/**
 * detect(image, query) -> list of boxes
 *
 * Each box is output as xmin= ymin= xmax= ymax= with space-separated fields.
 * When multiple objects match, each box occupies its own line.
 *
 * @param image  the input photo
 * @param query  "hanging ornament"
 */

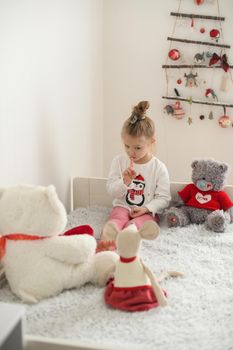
xmin=206 ymin=51 xmax=213 ymax=59
xmin=188 ymin=117 xmax=193 ymax=125
xmin=208 ymin=111 xmax=214 ymax=120
xmin=220 ymin=73 xmax=230 ymax=92
xmin=194 ymin=52 xmax=205 ymax=63
xmin=168 ymin=49 xmax=180 ymax=61
xmin=200 ymin=27 xmax=205 ymax=34
xmin=174 ymin=88 xmax=180 ymax=97
xmin=187 ymin=97 xmax=193 ymax=125
xmin=164 ymin=104 xmax=174 ymax=115
xmin=164 ymin=100 xmax=185 ymax=120
xmin=184 ymin=71 xmax=198 ymax=87
xmin=172 ymin=101 xmax=185 ymax=119
xmin=209 ymin=53 xmax=229 ymax=72
xmin=209 ymin=29 xmax=220 ymax=42
xmin=218 ymin=107 xmax=232 ymax=128
xmin=205 ymin=88 xmax=218 ymax=100
xmin=177 ymin=78 xmax=182 ymax=84
xmin=194 ymin=0 xmax=204 ymax=4
xmin=218 ymin=115 xmax=232 ymax=128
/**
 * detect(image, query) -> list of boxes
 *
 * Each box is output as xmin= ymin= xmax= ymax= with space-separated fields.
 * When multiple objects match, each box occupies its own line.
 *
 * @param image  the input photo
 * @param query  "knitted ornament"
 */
xmin=218 ymin=115 xmax=231 ymax=128
xmin=218 ymin=108 xmax=232 ymax=128
xmin=168 ymin=49 xmax=180 ymax=61
xmin=173 ymin=101 xmax=185 ymax=119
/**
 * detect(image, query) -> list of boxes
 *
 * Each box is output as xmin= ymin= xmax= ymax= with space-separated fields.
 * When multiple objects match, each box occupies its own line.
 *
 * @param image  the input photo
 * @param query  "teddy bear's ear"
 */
xmin=219 ymin=162 xmax=229 ymax=173
xmin=45 ymin=185 xmax=67 ymax=215
xmin=191 ymin=160 xmax=198 ymax=169
xmin=139 ymin=221 xmax=160 ymax=240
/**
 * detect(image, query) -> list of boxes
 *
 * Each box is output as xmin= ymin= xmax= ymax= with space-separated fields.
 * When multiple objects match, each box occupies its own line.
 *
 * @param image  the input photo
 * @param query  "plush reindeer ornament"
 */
xmin=104 ymin=221 xmax=182 ymax=311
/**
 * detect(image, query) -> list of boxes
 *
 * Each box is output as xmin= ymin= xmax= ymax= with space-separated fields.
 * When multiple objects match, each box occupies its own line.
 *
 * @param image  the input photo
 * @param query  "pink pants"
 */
xmin=107 ymin=206 xmax=159 ymax=231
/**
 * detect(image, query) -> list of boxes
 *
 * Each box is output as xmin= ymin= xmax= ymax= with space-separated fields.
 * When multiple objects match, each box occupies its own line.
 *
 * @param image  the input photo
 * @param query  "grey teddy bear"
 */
xmin=165 ymin=159 xmax=233 ymax=232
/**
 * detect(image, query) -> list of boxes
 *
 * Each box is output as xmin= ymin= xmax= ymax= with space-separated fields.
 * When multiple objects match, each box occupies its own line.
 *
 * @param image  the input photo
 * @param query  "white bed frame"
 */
xmin=70 ymin=176 xmax=233 ymax=210
xmin=5 ymin=177 xmax=233 ymax=350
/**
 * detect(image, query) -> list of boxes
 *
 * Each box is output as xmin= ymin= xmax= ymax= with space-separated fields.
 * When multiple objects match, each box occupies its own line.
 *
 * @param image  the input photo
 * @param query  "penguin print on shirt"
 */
xmin=126 ymin=174 xmax=145 ymax=206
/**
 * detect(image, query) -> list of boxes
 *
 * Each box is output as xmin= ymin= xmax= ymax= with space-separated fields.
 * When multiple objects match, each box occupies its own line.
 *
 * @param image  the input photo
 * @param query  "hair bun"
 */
xmin=133 ymin=101 xmax=150 ymax=118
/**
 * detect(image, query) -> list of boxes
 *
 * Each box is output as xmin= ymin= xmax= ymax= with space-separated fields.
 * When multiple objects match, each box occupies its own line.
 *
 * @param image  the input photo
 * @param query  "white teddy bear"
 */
xmin=0 ymin=184 xmax=118 ymax=303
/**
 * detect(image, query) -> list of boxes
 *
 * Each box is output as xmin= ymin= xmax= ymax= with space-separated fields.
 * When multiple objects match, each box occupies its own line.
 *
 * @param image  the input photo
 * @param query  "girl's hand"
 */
xmin=129 ymin=206 xmax=149 ymax=218
xmin=123 ymin=168 xmax=137 ymax=186
xmin=122 ymin=158 xmax=136 ymax=186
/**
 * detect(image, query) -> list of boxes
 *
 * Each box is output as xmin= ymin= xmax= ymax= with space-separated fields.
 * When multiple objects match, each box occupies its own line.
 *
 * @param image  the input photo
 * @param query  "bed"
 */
xmin=1 ymin=177 xmax=233 ymax=350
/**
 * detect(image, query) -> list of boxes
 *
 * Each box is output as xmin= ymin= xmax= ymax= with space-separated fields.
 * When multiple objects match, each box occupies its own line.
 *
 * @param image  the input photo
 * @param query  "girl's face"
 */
xmin=122 ymin=133 xmax=155 ymax=164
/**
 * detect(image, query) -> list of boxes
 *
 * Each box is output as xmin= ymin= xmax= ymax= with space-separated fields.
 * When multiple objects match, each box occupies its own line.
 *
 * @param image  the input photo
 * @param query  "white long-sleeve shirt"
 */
xmin=106 ymin=154 xmax=171 ymax=215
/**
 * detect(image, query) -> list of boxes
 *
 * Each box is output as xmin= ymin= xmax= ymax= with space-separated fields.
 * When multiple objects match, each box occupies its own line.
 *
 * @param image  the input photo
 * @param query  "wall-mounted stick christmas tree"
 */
xmin=162 ymin=0 xmax=233 ymax=128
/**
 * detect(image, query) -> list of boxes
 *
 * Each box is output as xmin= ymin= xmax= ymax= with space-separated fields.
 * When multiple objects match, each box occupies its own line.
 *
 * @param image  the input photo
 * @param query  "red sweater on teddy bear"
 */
xmin=178 ymin=184 xmax=233 ymax=211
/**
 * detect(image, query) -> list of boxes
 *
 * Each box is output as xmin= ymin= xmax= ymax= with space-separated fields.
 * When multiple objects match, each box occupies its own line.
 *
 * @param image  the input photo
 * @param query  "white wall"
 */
xmin=0 ymin=0 xmax=103 ymax=209
xmin=103 ymin=0 xmax=233 ymax=184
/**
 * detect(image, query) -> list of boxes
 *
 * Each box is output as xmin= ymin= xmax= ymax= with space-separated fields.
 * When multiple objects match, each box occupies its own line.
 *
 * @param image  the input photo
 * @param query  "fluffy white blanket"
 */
xmin=0 ymin=206 xmax=233 ymax=350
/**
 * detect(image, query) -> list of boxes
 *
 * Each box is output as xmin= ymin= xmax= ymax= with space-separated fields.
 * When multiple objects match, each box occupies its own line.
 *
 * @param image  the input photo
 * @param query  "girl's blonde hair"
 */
xmin=121 ymin=101 xmax=155 ymax=139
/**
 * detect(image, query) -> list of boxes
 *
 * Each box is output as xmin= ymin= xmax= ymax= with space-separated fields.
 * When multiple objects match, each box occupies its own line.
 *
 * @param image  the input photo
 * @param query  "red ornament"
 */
xmin=168 ymin=49 xmax=180 ymax=61
xmin=194 ymin=0 xmax=204 ymax=4
xmin=218 ymin=115 xmax=232 ymax=128
xmin=210 ymin=29 xmax=220 ymax=39
xmin=177 ymin=78 xmax=182 ymax=84
xmin=200 ymin=27 xmax=205 ymax=34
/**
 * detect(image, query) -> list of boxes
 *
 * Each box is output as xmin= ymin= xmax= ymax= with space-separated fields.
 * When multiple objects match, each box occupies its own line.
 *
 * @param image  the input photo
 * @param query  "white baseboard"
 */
xmin=24 ymin=335 xmax=131 ymax=350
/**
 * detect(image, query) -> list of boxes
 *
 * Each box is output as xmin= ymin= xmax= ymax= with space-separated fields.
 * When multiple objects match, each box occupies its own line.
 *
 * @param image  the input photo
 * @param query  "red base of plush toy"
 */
xmin=63 ymin=225 xmax=94 ymax=237
xmin=105 ymin=279 xmax=167 ymax=312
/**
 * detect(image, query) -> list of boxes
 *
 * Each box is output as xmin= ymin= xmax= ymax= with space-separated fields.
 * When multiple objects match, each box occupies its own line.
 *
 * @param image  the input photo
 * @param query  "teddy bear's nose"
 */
xmin=202 ymin=177 xmax=206 ymax=180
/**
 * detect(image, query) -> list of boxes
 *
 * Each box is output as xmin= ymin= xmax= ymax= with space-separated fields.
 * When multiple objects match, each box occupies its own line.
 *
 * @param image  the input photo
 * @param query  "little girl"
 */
xmin=101 ymin=100 xmax=171 ymax=241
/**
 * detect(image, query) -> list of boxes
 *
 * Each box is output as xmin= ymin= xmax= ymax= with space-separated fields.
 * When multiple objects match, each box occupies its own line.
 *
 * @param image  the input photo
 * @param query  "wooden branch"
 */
xmin=162 ymin=96 xmax=233 ymax=108
xmin=167 ymin=37 xmax=231 ymax=49
xmin=170 ymin=12 xmax=225 ymax=21
xmin=162 ymin=64 xmax=233 ymax=69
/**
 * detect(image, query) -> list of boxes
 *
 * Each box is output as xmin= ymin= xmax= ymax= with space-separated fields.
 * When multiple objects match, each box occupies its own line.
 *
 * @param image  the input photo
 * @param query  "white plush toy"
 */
xmin=0 ymin=184 xmax=118 ymax=303
xmin=104 ymin=221 xmax=182 ymax=311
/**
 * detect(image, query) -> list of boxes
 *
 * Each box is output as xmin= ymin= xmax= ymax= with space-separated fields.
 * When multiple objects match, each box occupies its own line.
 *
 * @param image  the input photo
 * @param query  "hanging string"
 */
xmin=216 ymin=0 xmax=233 ymax=82
xmin=165 ymin=0 xmax=182 ymax=99
xmin=165 ymin=0 xmax=182 ymax=66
